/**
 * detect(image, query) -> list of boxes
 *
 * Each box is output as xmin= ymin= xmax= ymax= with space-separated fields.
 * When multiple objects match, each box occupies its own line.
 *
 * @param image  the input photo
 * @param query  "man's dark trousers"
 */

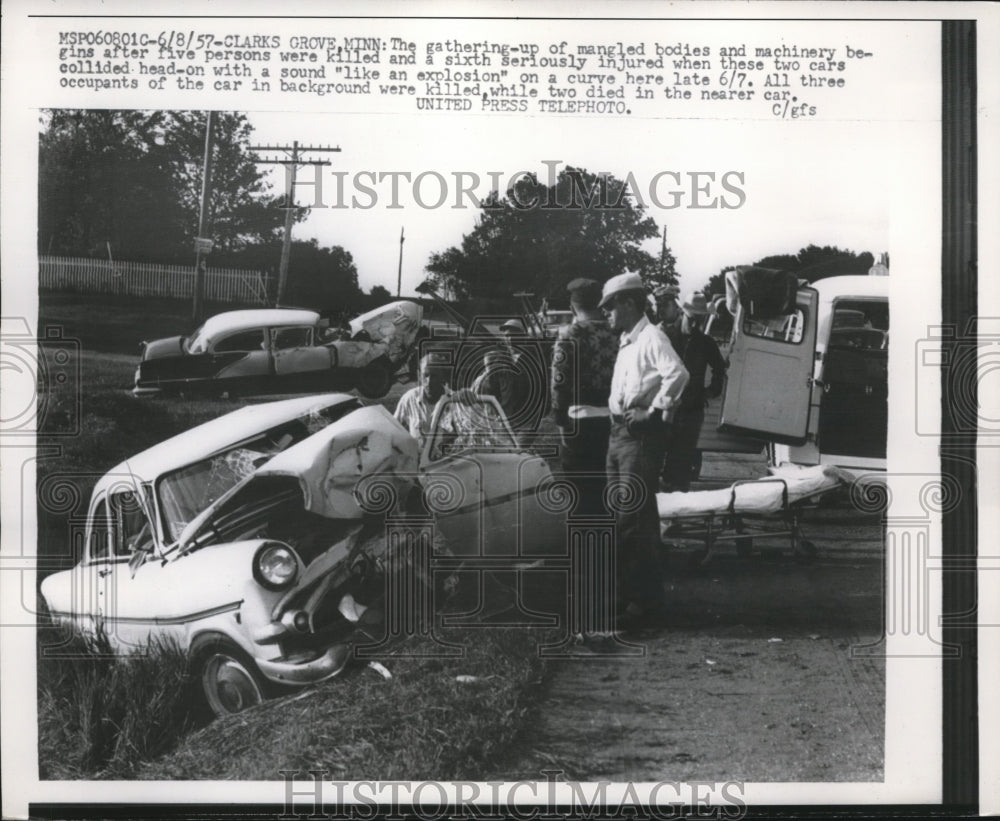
xmin=605 ymin=418 xmax=669 ymax=614
xmin=559 ymin=416 xmax=612 ymax=517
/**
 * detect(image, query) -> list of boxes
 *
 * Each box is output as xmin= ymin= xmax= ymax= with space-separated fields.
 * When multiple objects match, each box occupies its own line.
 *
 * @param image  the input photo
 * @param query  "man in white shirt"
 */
xmin=394 ymin=352 xmax=451 ymax=448
xmin=600 ymin=272 xmax=690 ymax=628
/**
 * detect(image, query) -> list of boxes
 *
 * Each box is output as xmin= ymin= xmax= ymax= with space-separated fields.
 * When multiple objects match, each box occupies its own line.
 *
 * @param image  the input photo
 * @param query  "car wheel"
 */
xmin=190 ymin=635 xmax=269 ymax=718
xmin=356 ymin=361 xmax=392 ymax=399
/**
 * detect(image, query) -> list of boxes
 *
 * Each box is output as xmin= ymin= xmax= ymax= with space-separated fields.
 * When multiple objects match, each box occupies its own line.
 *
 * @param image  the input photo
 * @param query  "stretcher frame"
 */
xmin=659 ymin=477 xmax=836 ymax=566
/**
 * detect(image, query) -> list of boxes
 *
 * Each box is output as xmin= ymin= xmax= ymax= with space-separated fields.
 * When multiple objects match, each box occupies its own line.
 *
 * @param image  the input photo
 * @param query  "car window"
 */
xmin=87 ymin=498 xmax=111 ymax=562
xmin=426 ymin=395 xmax=518 ymax=462
xmin=828 ymin=328 xmax=887 ymax=351
xmin=109 ymin=488 xmax=153 ymax=557
xmin=158 ymin=440 xmax=273 ymax=542
xmin=272 ymin=326 xmax=313 ymax=350
xmin=185 ymin=323 xmax=209 ymax=354
xmin=213 ymin=329 xmax=265 ymax=353
xmin=832 ymin=299 xmax=889 ymax=332
xmin=742 ymin=308 xmax=806 ymax=344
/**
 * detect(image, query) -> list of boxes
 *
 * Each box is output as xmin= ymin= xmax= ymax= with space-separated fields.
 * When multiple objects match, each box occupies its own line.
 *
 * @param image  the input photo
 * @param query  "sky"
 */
xmin=246 ymin=110 xmax=891 ymax=301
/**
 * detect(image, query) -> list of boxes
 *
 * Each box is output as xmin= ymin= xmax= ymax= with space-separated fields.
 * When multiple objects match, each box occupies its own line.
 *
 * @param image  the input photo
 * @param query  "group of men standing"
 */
xmin=393 ymin=273 xmax=726 ymax=636
xmin=550 ymin=274 xmax=725 ymax=632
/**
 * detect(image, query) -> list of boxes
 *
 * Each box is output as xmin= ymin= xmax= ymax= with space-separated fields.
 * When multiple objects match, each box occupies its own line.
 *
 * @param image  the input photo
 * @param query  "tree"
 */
xmin=159 ymin=111 xmax=294 ymax=253
xmin=38 ymin=110 xmax=293 ymax=263
xmin=425 ymin=167 xmax=672 ymax=302
xmin=219 ymin=238 xmax=361 ymax=313
xmin=39 ymin=110 xmax=183 ymax=260
xmin=703 ymin=245 xmax=877 ymax=297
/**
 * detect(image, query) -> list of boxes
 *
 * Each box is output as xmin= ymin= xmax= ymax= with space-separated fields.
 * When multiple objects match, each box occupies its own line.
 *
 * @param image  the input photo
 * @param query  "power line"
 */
xmin=250 ymin=141 xmax=340 ymax=305
xmin=192 ymin=111 xmax=215 ymax=322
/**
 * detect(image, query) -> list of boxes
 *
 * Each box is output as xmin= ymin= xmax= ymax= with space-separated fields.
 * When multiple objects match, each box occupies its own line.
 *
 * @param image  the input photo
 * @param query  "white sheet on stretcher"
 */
xmin=657 ymin=464 xmax=854 ymax=519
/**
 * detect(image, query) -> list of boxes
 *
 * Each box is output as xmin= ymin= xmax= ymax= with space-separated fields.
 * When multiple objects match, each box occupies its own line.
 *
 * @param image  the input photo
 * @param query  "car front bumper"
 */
xmin=255 ymin=642 xmax=352 ymax=685
xmin=132 ymin=385 xmax=162 ymax=397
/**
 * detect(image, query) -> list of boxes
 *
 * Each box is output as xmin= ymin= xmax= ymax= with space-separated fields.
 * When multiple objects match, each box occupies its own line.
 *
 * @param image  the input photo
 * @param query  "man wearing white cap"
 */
xmin=601 ymin=272 xmax=689 ymax=627
xmin=661 ymin=291 xmax=727 ymax=492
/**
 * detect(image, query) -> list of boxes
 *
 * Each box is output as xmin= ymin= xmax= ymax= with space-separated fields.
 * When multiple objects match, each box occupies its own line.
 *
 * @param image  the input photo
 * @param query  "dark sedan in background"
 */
xmin=133 ymin=302 xmax=423 ymax=399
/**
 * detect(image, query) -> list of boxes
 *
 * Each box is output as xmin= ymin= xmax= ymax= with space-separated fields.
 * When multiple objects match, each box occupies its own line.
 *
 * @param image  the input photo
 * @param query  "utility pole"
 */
xmin=249 ymin=140 xmax=340 ymax=305
xmin=659 ymin=224 xmax=669 ymax=284
xmin=192 ymin=110 xmax=215 ymax=321
xmin=396 ymin=226 xmax=405 ymax=298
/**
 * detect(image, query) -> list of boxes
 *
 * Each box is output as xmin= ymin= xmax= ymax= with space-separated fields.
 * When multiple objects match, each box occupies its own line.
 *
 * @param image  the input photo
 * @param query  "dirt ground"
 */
xmin=499 ymin=454 xmax=886 ymax=783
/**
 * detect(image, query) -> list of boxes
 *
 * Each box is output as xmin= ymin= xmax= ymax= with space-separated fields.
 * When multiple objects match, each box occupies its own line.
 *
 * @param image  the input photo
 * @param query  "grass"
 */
xmin=36 ymin=618 xmax=553 ymax=781
xmin=140 ymin=628 xmax=550 ymax=781
xmin=37 ymin=626 xmax=198 ymax=780
xmin=39 ymin=291 xmax=247 ymax=355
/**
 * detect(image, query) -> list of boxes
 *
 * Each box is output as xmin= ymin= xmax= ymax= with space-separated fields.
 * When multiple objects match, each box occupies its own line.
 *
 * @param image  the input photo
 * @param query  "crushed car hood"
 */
xmin=177 ymin=405 xmax=419 ymax=549
xmin=256 ymin=404 xmax=420 ymax=518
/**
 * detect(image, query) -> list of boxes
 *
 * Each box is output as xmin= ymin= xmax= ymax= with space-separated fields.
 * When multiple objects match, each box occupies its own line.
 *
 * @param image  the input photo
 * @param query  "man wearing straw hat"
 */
xmin=600 ymin=272 xmax=689 ymax=628
xmin=660 ymin=291 xmax=727 ymax=492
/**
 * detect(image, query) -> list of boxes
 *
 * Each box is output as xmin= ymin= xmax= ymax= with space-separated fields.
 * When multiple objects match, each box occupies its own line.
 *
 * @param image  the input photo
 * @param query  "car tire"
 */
xmin=356 ymin=360 xmax=393 ymax=399
xmin=189 ymin=634 xmax=270 ymax=719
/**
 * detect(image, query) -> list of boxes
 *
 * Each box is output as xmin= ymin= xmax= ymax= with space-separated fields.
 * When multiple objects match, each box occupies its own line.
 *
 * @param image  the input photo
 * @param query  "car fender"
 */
xmin=39 ymin=567 xmax=82 ymax=626
xmin=42 ymin=541 xmax=289 ymax=657
xmin=139 ymin=336 xmax=186 ymax=361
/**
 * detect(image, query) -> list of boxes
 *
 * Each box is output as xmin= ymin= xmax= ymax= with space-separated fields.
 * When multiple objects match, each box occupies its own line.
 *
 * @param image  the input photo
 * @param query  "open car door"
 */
xmin=720 ymin=286 xmax=819 ymax=445
xmin=420 ymin=394 xmax=565 ymax=559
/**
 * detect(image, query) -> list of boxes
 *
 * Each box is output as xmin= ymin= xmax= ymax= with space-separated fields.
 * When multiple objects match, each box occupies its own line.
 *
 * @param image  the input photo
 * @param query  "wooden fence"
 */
xmin=39 ymin=256 xmax=271 ymax=305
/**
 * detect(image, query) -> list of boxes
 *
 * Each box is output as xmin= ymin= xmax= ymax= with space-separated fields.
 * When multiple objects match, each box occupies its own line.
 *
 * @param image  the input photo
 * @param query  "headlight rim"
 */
xmin=252 ymin=541 xmax=300 ymax=591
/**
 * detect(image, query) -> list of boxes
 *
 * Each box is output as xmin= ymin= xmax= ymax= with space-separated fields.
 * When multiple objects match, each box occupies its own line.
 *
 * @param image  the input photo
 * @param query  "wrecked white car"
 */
xmin=40 ymin=392 xmax=565 ymax=716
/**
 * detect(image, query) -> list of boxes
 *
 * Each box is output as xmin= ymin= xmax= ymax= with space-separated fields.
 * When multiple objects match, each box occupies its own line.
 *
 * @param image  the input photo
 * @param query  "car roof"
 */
xmin=199 ymin=309 xmax=320 ymax=341
xmin=811 ymin=275 xmax=888 ymax=302
xmin=93 ymin=393 xmax=358 ymax=495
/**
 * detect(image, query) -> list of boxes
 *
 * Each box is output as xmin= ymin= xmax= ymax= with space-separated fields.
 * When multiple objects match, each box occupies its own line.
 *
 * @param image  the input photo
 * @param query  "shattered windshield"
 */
xmin=156 ymin=399 xmax=362 ymax=542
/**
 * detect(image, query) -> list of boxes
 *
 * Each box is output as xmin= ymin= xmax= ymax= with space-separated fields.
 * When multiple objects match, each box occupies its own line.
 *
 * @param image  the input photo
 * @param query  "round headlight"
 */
xmin=253 ymin=543 xmax=299 ymax=591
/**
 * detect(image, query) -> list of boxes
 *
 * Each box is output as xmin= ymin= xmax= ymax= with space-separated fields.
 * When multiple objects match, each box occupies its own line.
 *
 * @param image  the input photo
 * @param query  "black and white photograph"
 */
xmin=1 ymin=2 xmax=994 ymax=818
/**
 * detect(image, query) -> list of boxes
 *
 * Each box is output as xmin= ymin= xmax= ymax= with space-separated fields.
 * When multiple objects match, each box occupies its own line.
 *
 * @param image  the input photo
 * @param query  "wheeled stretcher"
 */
xmin=656 ymin=465 xmax=854 ymax=564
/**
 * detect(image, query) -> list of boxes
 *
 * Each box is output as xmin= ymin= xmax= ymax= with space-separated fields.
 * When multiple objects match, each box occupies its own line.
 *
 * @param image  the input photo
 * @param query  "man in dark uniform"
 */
xmin=660 ymin=291 xmax=727 ymax=492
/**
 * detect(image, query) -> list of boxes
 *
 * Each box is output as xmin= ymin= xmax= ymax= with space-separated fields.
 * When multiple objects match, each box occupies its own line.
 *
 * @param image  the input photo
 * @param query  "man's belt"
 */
xmin=610 ymin=409 xmax=669 ymax=425
xmin=568 ymin=404 xmax=611 ymax=419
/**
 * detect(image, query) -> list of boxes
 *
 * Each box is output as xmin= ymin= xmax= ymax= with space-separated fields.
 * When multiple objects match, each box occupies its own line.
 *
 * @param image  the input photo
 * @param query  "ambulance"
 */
xmin=709 ymin=267 xmax=889 ymax=474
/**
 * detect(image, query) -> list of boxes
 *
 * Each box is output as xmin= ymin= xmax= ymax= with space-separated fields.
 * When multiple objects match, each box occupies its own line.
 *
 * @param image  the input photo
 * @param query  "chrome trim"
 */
xmin=47 ymin=600 xmax=241 ymax=627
